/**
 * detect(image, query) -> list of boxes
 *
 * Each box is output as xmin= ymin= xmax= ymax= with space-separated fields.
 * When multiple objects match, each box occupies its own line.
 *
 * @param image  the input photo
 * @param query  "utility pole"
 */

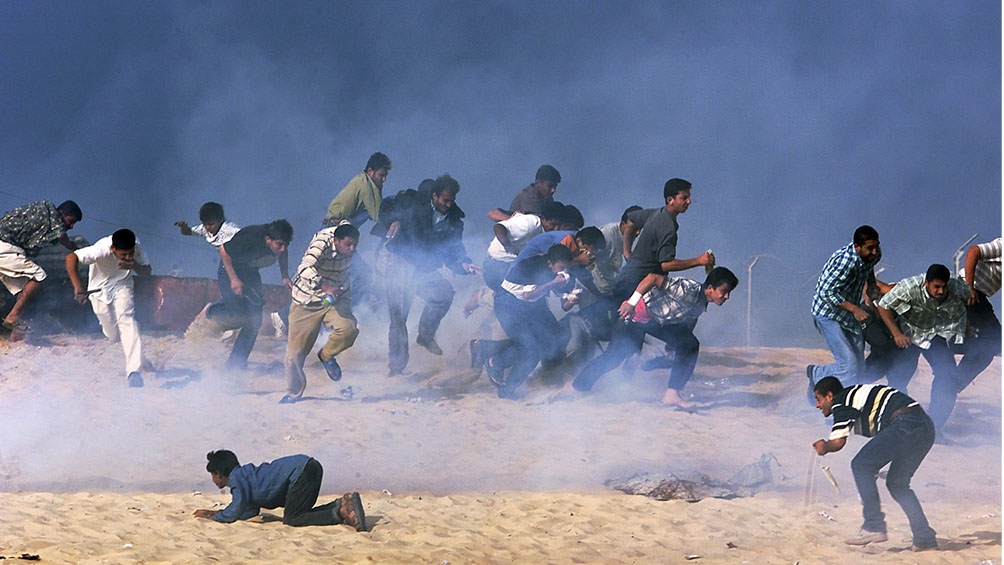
xmin=953 ymin=233 xmax=978 ymax=275
xmin=746 ymin=256 xmax=759 ymax=347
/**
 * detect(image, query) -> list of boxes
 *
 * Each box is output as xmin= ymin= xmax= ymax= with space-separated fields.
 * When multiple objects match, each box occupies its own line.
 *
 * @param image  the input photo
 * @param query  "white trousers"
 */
xmin=90 ymin=287 xmax=143 ymax=376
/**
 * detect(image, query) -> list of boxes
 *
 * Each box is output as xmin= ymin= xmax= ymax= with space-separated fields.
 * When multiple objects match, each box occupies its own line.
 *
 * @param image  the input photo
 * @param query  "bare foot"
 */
xmin=661 ymin=388 xmax=693 ymax=409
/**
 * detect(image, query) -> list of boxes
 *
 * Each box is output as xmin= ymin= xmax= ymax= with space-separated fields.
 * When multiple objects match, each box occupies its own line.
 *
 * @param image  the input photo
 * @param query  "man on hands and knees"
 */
xmin=194 ymin=450 xmax=366 ymax=531
xmin=812 ymin=376 xmax=938 ymax=552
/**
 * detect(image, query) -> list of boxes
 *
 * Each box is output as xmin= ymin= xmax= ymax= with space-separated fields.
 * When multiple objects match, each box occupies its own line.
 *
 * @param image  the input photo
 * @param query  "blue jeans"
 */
xmin=851 ymin=410 xmax=937 ymax=548
xmin=494 ymin=291 xmax=566 ymax=399
xmin=573 ymin=320 xmax=699 ymax=392
xmin=207 ymin=262 xmax=263 ymax=371
xmin=811 ymin=315 xmax=864 ymax=385
xmin=886 ymin=338 xmax=959 ymax=433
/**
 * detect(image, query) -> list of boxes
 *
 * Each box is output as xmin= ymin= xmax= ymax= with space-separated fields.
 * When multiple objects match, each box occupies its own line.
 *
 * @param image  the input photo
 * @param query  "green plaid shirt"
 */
xmin=878 ymin=274 xmax=968 ymax=349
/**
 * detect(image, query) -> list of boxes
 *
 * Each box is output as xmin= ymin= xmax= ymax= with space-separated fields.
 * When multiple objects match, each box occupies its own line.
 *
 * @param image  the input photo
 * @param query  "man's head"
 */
xmin=57 ymin=200 xmax=82 ymax=229
xmin=545 ymin=243 xmax=573 ymax=274
xmin=110 ymin=229 xmax=137 ymax=262
xmin=620 ymin=205 xmax=643 ymax=231
xmin=560 ymin=204 xmax=585 ymax=230
xmin=332 ymin=223 xmax=361 ymax=257
xmin=813 ymin=376 xmax=844 ymax=417
xmin=365 ymin=152 xmax=391 ymax=190
xmin=539 ymin=201 xmax=565 ymax=232
xmin=265 ymin=219 xmax=293 ymax=255
xmin=924 ymin=263 xmax=952 ymax=302
xmin=703 ymin=267 xmax=739 ymax=306
xmin=198 ymin=202 xmax=226 ymax=236
xmin=662 ymin=179 xmax=692 ymax=215
xmin=852 ymin=225 xmax=880 ymax=263
xmin=573 ymin=226 xmax=606 ymax=266
xmin=533 ymin=165 xmax=561 ymax=199
xmin=431 ymin=174 xmax=460 ymax=215
xmin=206 ymin=449 xmax=240 ymax=489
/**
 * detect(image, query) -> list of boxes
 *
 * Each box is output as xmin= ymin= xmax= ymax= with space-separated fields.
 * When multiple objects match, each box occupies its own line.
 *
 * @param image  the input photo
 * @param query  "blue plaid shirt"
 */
xmin=811 ymin=243 xmax=879 ymax=333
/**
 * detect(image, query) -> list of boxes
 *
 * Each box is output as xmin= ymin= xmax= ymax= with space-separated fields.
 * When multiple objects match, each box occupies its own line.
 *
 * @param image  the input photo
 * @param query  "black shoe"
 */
xmin=416 ymin=335 xmax=443 ymax=355
xmin=278 ymin=394 xmax=299 ymax=404
xmin=339 ymin=491 xmax=366 ymax=532
xmin=805 ymin=365 xmax=816 ymax=405
xmin=469 ymin=340 xmax=483 ymax=374
xmin=318 ymin=352 xmax=342 ymax=381
xmin=485 ymin=356 xmax=505 ymax=388
xmin=127 ymin=372 xmax=144 ymax=388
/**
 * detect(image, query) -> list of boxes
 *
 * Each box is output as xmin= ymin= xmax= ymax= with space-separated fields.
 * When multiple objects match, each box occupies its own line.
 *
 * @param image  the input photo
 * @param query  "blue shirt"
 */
xmin=212 ymin=454 xmax=310 ymax=523
xmin=515 ymin=230 xmax=575 ymax=262
xmin=811 ymin=243 xmax=879 ymax=333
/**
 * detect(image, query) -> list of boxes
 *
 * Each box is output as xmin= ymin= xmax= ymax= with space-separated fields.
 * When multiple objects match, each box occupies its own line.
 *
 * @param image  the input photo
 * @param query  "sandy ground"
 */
xmin=0 ymin=308 xmax=1000 ymax=564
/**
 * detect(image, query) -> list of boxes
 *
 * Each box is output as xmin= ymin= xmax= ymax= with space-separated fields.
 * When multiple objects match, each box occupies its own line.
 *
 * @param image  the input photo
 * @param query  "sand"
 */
xmin=0 ymin=314 xmax=1000 ymax=564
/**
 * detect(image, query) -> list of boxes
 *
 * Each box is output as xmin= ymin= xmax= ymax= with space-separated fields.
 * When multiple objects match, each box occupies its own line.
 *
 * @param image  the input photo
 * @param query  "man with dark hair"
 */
xmin=485 ymin=244 xmax=575 ymax=399
xmin=807 ymin=225 xmax=882 ymax=396
xmin=0 ymin=199 xmax=81 ymax=338
xmin=194 ymin=450 xmax=365 ymax=531
xmin=281 ymin=223 xmax=361 ymax=404
xmin=508 ymin=164 xmax=562 ymax=215
xmin=65 ymin=228 xmax=152 ymax=387
xmin=956 ymin=237 xmax=1001 ymax=392
xmin=812 ymin=376 xmax=937 ymax=551
xmin=324 ymin=152 xmax=391 ymax=227
xmin=174 ymin=201 xmax=241 ymax=248
xmin=569 ymin=267 xmax=739 ymax=408
xmin=614 ymin=179 xmax=714 ymax=301
xmin=482 ymin=201 xmax=564 ymax=291
xmin=209 ymin=219 xmax=292 ymax=371
xmin=376 ymin=174 xmax=480 ymax=375
xmin=876 ymin=263 xmax=969 ymax=437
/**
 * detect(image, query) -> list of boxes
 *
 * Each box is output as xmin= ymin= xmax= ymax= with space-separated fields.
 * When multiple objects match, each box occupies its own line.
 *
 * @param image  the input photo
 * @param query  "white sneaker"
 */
xmin=271 ymin=312 xmax=287 ymax=338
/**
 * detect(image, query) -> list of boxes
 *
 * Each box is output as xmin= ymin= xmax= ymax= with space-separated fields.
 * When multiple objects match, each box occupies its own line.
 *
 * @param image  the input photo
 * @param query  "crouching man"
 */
xmin=812 ymin=376 xmax=937 ymax=551
xmin=194 ymin=449 xmax=366 ymax=531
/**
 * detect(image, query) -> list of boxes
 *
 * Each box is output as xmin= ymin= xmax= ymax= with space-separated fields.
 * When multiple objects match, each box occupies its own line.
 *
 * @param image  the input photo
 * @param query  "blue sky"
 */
xmin=1 ymin=1 xmax=999 ymax=346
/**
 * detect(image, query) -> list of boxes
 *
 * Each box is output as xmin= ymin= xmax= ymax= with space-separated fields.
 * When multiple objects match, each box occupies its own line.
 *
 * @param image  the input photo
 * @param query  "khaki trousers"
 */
xmin=284 ymin=300 xmax=358 ymax=398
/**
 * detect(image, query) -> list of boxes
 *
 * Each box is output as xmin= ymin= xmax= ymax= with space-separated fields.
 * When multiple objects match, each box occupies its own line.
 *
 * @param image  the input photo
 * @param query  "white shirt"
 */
xmin=73 ymin=235 xmax=150 ymax=303
xmin=190 ymin=221 xmax=241 ymax=247
xmin=487 ymin=213 xmax=543 ymax=261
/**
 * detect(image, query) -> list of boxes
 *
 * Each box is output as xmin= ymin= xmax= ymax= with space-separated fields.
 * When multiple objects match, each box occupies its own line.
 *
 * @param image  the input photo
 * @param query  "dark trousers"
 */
xmin=851 ymin=411 xmax=937 ymax=548
xmin=207 ymin=262 xmax=263 ymax=370
xmin=887 ymin=337 xmax=959 ymax=432
xmin=494 ymin=292 xmax=567 ymax=398
xmin=386 ymin=267 xmax=454 ymax=372
xmin=283 ymin=458 xmax=343 ymax=527
xmin=572 ymin=319 xmax=699 ymax=392
xmin=956 ymin=291 xmax=1001 ymax=392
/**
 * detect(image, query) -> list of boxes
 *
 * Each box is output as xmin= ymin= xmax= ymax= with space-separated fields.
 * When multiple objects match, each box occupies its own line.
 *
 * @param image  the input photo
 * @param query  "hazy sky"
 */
xmin=1 ymin=1 xmax=999 ymax=346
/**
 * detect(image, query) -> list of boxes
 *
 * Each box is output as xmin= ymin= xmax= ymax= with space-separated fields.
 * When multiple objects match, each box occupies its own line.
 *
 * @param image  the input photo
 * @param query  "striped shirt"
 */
xmin=811 ymin=243 xmax=880 ymax=333
xmin=877 ymin=273 xmax=968 ymax=348
xmin=972 ymin=237 xmax=1002 ymax=297
xmin=644 ymin=277 xmax=707 ymax=327
xmin=290 ymin=226 xmax=352 ymax=306
xmin=830 ymin=384 xmax=917 ymax=440
xmin=189 ymin=221 xmax=241 ymax=247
